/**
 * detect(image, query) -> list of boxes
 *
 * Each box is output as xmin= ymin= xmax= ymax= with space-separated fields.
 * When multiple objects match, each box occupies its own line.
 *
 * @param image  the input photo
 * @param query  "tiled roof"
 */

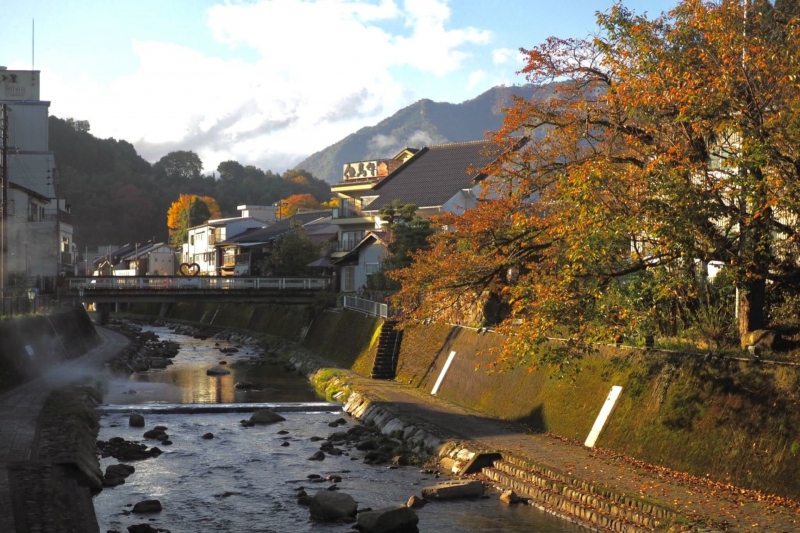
xmin=363 ymin=140 xmax=501 ymax=212
xmin=220 ymin=211 xmax=331 ymax=246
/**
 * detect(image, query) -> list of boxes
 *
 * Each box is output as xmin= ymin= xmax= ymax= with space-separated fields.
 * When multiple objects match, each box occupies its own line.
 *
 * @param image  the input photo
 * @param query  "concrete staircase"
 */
xmin=371 ymin=320 xmax=402 ymax=379
xmin=481 ymin=453 xmax=678 ymax=532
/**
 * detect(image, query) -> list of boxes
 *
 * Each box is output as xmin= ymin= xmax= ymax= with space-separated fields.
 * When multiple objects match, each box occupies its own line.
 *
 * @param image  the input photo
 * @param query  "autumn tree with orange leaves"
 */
xmin=278 ymin=193 xmax=321 ymax=218
xmin=392 ymin=0 xmax=800 ymax=370
xmin=167 ymin=194 xmax=222 ymax=246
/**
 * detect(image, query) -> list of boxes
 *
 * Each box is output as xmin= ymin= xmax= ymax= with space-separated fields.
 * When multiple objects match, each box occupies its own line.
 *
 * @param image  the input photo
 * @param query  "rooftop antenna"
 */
xmin=32 ymin=19 xmax=35 ymax=71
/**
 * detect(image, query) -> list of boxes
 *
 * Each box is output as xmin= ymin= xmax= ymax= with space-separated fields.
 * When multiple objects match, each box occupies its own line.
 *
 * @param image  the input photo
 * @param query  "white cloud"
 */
xmin=467 ymin=70 xmax=487 ymax=90
xmin=492 ymin=47 xmax=517 ymax=65
xmin=47 ymin=0 xmax=496 ymax=175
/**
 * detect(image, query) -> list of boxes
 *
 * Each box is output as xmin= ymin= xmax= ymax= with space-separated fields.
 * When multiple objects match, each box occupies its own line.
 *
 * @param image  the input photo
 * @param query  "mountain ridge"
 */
xmin=294 ymin=84 xmax=543 ymax=183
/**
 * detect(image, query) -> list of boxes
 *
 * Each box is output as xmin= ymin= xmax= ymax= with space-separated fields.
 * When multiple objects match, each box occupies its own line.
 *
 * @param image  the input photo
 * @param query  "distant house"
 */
xmin=333 ymin=231 xmax=388 ymax=292
xmin=217 ymin=211 xmax=334 ymax=276
xmin=90 ymin=241 xmax=148 ymax=276
xmin=118 ymin=242 xmax=175 ymax=276
xmin=330 ymin=139 xmax=514 ymax=292
xmin=181 ymin=205 xmax=279 ymax=275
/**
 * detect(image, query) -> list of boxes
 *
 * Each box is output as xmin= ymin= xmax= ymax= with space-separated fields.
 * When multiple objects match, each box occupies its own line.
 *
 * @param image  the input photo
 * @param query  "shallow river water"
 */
xmin=93 ymin=325 xmax=582 ymax=533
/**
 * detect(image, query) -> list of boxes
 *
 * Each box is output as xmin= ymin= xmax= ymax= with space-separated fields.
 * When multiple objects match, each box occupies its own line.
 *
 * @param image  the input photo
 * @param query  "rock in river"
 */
xmin=357 ymin=504 xmax=419 ymax=533
xmin=206 ymin=366 xmax=231 ymax=376
xmin=249 ymin=409 xmax=286 ymax=425
xmin=309 ymin=490 xmax=357 ymax=521
xmin=132 ymin=499 xmax=162 ymax=513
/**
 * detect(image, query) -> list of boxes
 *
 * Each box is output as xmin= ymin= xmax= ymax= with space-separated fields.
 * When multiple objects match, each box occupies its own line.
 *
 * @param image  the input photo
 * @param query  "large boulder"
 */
xmin=309 ymin=490 xmax=357 ymax=521
xmin=249 ymin=409 xmax=286 ymax=425
xmin=357 ymin=504 xmax=419 ymax=533
xmin=420 ymin=480 xmax=484 ymax=500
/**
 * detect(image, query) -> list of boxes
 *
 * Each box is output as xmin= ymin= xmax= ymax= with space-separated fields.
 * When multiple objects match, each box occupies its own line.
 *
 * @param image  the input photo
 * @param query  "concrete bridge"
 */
xmin=64 ymin=276 xmax=333 ymax=305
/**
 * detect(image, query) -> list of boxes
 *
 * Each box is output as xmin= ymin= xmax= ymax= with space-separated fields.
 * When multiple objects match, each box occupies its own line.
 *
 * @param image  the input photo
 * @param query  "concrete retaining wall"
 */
xmin=0 ymin=307 xmax=99 ymax=390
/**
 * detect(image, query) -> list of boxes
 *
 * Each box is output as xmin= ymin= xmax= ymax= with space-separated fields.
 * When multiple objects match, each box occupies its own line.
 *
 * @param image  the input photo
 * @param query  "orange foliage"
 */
xmin=393 ymin=0 xmax=800 ymax=369
xmin=278 ymin=193 xmax=321 ymax=218
xmin=166 ymin=194 xmax=222 ymax=231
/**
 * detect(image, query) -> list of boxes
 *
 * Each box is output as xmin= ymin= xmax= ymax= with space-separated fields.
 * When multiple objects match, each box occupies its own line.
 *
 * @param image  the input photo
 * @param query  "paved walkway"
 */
xmin=341 ymin=373 xmax=800 ymax=533
xmin=0 ymin=326 xmax=129 ymax=533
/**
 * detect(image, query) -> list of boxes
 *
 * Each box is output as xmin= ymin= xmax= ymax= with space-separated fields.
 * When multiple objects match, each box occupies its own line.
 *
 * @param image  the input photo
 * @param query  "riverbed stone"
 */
xmin=249 ymin=409 xmax=286 ymax=424
xmin=357 ymin=504 xmax=419 ymax=533
xmin=127 ymin=525 xmax=159 ymax=533
xmin=129 ymin=414 xmax=145 ymax=427
xmin=132 ymin=499 xmax=162 ymax=513
xmin=499 ymin=489 xmax=520 ymax=504
xmin=421 ymin=480 xmax=484 ymax=500
xmin=206 ymin=366 xmax=231 ymax=376
xmin=308 ymin=450 xmax=325 ymax=461
xmin=309 ymin=490 xmax=357 ymax=520
xmin=406 ymin=495 xmax=426 ymax=508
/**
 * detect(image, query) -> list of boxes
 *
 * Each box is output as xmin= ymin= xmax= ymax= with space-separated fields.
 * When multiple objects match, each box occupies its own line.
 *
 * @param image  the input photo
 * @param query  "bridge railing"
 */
xmin=68 ymin=276 xmax=331 ymax=291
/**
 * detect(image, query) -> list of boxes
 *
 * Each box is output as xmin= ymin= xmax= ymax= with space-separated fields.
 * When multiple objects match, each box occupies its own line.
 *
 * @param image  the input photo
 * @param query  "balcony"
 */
xmin=333 ymin=198 xmax=364 ymax=219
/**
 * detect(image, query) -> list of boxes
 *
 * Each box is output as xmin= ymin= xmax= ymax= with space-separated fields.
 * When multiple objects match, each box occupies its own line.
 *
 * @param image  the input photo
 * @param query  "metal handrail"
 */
xmin=343 ymin=295 xmax=389 ymax=318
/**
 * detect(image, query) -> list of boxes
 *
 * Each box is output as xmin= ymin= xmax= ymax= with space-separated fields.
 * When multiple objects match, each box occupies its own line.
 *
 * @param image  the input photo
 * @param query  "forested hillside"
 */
xmin=294 ymin=84 xmax=545 ymax=183
xmin=49 ymin=117 xmax=331 ymax=249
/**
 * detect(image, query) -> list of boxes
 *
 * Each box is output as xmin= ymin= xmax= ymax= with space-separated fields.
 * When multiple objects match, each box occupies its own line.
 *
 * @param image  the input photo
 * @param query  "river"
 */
xmin=93 ymin=324 xmax=583 ymax=532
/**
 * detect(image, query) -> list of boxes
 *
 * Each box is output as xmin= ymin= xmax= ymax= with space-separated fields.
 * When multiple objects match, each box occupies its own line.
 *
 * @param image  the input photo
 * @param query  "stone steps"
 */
xmin=481 ymin=454 xmax=678 ymax=532
xmin=371 ymin=321 xmax=402 ymax=379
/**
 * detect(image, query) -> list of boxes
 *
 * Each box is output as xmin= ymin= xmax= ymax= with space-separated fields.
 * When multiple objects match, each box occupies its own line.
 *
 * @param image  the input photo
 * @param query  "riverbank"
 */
xmin=0 ymin=325 xmax=130 ymax=533
xmin=124 ymin=302 xmax=800 ymax=532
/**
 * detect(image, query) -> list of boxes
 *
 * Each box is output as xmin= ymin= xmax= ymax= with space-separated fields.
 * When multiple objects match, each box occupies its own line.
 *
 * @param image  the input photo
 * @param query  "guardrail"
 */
xmin=67 ymin=276 xmax=331 ymax=291
xmin=343 ymin=295 xmax=390 ymax=318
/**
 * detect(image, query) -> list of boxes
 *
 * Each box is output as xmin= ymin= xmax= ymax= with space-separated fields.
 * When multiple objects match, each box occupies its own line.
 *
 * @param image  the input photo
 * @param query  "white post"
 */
xmin=585 ymin=385 xmax=623 ymax=448
xmin=431 ymin=351 xmax=457 ymax=395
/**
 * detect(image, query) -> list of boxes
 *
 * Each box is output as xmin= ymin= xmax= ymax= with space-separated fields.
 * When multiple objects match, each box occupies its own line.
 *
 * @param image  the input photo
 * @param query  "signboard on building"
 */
xmin=0 ymin=69 xmax=40 ymax=101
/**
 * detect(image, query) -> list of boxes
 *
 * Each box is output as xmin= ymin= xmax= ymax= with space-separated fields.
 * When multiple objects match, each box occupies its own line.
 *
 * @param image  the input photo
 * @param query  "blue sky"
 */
xmin=2 ymin=0 xmax=677 ymax=175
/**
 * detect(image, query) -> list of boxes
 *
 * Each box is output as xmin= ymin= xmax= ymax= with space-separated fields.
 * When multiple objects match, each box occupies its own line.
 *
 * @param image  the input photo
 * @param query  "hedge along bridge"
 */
xmin=64 ymin=276 xmax=333 ymax=305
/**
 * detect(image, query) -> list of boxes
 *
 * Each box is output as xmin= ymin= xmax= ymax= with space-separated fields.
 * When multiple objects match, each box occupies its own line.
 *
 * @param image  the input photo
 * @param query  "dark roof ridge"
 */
xmin=426 ymin=139 xmax=492 ymax=149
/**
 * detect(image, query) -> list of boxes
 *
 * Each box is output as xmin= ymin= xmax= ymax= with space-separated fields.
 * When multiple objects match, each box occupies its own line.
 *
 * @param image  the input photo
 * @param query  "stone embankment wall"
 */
xmin=0 ymin=307 xmax=98 ymax=392
xmin=131 ymin=302 xmax=800 ymax=501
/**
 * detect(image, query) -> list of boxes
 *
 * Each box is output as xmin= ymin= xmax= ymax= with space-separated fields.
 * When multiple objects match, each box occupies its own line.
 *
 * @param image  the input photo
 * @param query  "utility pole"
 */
xmin=1 ymin=104 xmax=8 ymax=293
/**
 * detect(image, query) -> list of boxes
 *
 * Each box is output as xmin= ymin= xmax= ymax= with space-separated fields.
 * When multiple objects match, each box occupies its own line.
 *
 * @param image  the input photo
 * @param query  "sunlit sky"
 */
xmin=3 ymin=0 xmax=677 ymax=175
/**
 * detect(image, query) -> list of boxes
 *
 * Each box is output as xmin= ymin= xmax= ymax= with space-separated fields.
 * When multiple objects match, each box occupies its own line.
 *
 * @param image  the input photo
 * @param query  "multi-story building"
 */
xmin=331 ymin=140 xmax=506 ymax=292
xmin=329 ymin=149 xmax=416 ymax=263
xmin=0 ymin=67 xmax=74 ymax=291
xmin=181 ymin=205 xmax=278 ymax=275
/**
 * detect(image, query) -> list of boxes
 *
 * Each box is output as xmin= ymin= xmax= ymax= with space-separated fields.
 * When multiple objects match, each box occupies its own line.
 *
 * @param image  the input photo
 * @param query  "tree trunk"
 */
xmin=738 ymin=277 xmax=767 ymax=347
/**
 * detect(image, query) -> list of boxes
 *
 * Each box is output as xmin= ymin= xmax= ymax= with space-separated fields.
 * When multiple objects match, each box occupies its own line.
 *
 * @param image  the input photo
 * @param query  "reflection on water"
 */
xmin=103 ymin=326 xmax=319 ymax=405
xmin=95 ymin=412 xmax=584 ymax=533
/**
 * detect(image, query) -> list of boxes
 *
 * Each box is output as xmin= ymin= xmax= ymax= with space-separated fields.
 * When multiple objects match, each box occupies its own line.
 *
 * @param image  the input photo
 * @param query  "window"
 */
xmin=341 ymin=230 xmax=364 ymax=251
xmin=365 ymin=262 xmax=380 ymax=275
xmin=343 ymin=266 xmax=356 ymax=292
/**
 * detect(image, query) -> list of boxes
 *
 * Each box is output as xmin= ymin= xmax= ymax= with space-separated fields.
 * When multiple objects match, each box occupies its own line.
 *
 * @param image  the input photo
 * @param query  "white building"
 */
xmin=181 ymin=205 xmax=278 ymax=275
xmin=0 ymin=67 xmax=74 ymax=291
xmin=115 ymin=242 xmax=175 ymax=276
